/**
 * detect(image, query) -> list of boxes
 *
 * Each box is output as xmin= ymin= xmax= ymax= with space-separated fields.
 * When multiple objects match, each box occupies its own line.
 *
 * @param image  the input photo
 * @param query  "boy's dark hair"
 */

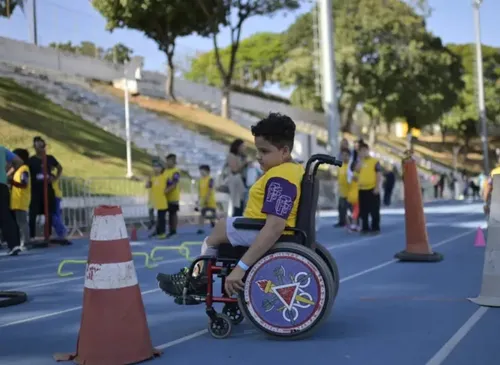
xmin=251 ymin=112 xmax=295 ymax=150
xmin=199 ymin=164 xmax=210 ymax=173
xmin=359 ymin=142 xmax=369 ymax=149
xmin=166 ymin=153 xmax=176 ymax=161
xmin=229 ymin=139 xmax=244 ymax=155
xmin=13 ymin=148 xmax=29 ymax=164
xmin=33 ymin=136 xmax=46 ymax=147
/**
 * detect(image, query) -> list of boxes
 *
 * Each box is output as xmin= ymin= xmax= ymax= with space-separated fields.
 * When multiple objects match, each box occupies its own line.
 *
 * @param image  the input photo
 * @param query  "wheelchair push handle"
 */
xmin=307 ymin=154 xmax=343 ymax=168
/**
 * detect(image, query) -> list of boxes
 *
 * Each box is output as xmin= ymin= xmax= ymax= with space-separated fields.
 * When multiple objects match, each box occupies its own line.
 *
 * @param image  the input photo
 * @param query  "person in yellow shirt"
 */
xmin=165 ymin=153 xmax=181 ymax=238
xmin=157 ymin=112 xmax=304 ymax=302
xmin=196 ymin=164 xmax=217 ymax=234
xmin=347 ymin=166 xmax=360 ymax=232
xmin=335 ymin=148 xmax=351 ymax=228
xmin=146 ymin=159 xmax=169 ymax=239
xmin=356 ymin=142 xmax=382 ymax=234
xmin=9 ymin=149 xmax=31 ymax=250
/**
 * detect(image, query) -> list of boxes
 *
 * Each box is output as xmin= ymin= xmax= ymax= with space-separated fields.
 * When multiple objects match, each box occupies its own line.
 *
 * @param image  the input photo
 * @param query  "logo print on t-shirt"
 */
xmin=266 ymin=181 xmax=292 ymax=217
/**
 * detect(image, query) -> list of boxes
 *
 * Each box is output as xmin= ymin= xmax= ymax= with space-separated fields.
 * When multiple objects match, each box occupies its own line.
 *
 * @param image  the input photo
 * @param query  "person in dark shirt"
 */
xmin=28 ymin=136 xmax=63 ymax=240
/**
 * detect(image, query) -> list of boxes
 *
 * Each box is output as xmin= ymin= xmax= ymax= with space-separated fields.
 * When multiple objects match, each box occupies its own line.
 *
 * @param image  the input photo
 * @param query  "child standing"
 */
xmin=147 ymin=159 xmax=168 ymax=239
xmin=165 ymin=154 xmax=181 ymax=238
xmin=196 ymin=165 xmax=217 ymax=234
xmin=51 ymin=176 xmax=67 ymax=240
xmin=9 ymin=149 xmax=31 ymax=250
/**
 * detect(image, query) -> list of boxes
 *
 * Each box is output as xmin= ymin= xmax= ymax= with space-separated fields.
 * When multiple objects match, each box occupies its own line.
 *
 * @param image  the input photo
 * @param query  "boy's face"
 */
xmin=255 ymin=136 xmax=290 ymax=172
xmin=199 ymin=169 xmax=208 ymax=177
xmin=166 ymin=158 xmax=175 ymax=168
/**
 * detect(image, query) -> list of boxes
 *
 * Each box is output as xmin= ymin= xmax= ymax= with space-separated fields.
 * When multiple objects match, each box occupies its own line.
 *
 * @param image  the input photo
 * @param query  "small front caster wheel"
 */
xmin=222 ymin=303 xmax=244 ymax=325
xmin=208 ymin=313 xmax=232 ymax=339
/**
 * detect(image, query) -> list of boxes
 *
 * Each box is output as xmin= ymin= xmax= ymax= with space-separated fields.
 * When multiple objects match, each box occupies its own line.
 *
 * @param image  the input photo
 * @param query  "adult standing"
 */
xmin=0 ymin=145 xmax=23 ymax=255
xmin=28 ymin=136 xmax=63 ymax=240
xmin=226 ymin=139 xmax=247 ymax=217
xmin=356 ymin=142 xmax=382 ymax=234
xmin=382 ymin=164 xmax=396 ymax=206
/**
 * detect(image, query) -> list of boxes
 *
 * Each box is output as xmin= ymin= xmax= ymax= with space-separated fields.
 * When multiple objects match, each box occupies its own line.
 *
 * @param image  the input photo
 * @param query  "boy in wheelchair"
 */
xmin=157 ymin=113 xmax=304 ymax=303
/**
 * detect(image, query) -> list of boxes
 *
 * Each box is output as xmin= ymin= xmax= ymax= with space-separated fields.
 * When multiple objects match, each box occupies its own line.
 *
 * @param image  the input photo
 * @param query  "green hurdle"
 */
xmin=57 ymin=251 xmax=157 ymax=277
xmin=57 ymin=259 xmax=87 ymax=277
xmin=132 ymin=252 xmax=157 ymax=269
xmin=150 ymin=245 xmax=190 ymax=262
xmin=180 ymin=241 xmax=203 ymax=261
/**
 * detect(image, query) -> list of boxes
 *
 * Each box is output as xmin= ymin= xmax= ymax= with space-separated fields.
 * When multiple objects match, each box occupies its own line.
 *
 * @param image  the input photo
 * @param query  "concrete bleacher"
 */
xmin=0 ymin=62 xmax=228 ymax=178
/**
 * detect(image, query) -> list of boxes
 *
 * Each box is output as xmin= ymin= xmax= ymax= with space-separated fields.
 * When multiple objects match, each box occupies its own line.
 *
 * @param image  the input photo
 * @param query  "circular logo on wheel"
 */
xmin=244 ymin=251 xmax=326 ymax=334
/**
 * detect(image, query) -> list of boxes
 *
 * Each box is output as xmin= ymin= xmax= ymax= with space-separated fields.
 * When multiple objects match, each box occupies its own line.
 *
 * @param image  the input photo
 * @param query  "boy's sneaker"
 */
xmin=157 ymin=269 xmax=208 ymax=297
xmin=166 ymin=231 xmax=177 ymax=238
xmin=156 ymin=233 xmax=167 ymax=239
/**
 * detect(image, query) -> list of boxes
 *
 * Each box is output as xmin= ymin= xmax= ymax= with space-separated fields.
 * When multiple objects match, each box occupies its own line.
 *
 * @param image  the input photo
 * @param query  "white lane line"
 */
xmin=425 ymin=307 xmax=489 ymax=365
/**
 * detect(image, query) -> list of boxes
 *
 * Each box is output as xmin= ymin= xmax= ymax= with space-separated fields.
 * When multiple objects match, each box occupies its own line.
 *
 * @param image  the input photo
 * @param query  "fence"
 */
xmin=56 ymin=173 xmax=439 ymax=238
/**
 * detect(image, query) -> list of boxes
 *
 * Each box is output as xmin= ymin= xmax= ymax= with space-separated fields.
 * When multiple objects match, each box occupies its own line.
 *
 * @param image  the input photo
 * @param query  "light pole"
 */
xmin=123 ymin=56 xmax=144 ymax=178
xmin=472 ymin=0 xmax=490 ymax=173
xmin=317 ymin=0 xmax=341 ymax=158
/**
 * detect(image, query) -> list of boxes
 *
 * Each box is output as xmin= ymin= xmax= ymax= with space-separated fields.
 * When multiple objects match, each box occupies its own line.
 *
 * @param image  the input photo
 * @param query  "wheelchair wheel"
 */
xmin=238 ymin=242 xmax=336 ymax=340
xmin=222 ymin=303 xmax=244 ymax=325
xmin=208 ymin=313 xmax=232 ymax=339
xmin=315 ymin=242 xmax=340 ymax=298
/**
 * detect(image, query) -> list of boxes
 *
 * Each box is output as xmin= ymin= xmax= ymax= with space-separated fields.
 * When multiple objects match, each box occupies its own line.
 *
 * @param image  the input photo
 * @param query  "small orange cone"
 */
xmin=130 ymin=226 xmax=138 ymax=241
xmin=474 ymin=227 xmax=486 ymax=247
xmin=54 ymin=205 xmax=161 ymax=365
xmin=394 ymin=157 xmax=443 ymax=262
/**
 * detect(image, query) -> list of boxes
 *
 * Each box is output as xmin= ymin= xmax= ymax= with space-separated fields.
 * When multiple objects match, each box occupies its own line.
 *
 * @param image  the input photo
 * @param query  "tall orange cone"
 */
xmin=394 ymin=156 xmax=443 ymax=262
xmin=54 ymin=205 xmax=161 ymax=365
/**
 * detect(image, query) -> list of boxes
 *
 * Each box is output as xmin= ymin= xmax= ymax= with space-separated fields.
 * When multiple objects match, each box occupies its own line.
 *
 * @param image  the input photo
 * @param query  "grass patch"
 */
xmin=0 ymin=77 xmax=156 ymax=195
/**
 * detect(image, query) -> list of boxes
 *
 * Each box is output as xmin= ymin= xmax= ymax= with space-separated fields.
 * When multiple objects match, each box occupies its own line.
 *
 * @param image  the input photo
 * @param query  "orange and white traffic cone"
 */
xmin=54 ymin=205 xmax=161 ymax=364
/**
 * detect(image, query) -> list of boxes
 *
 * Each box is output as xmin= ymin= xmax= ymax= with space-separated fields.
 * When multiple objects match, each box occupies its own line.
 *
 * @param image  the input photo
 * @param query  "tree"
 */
xmin=92 ymin=0 xmax=216 ymax=100
xmin=0 ymin=0 xmax=24 ymax=18
xmin=49 ymin=41 xmax=104 ymax=57
xmin=186 ymin=32 xmax=285 ymax=89
xmin=104 ymin=43 xmax=134 ymax=64
xmin=195 ymin=0 xmax=301 ymax=118
xmin=441 ymin=44 xmax=500 ymax=161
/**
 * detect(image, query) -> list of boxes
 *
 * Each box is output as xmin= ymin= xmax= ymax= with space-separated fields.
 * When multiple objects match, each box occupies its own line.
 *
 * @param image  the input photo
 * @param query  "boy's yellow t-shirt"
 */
xmin=244 ymin=162 xmax=304 ymax=228
xmin=10 ymin=164 xmax=31 ymax=211
xmin=199 ymin=175 xmax=216 ymax=209
xmin=151 ymin=172 xmax=168 ymax=210
xmin=52 ymin=178 xmax=63 ymax=198
xmin=165 ymin=167 xmax=181 ymax=203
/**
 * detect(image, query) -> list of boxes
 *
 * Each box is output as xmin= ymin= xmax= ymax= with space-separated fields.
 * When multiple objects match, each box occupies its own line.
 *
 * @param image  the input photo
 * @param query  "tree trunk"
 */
xmin=166 ymin=50 xmax=176 ymax=101
xmin=221 ymin=84 xmax=231 ymax=119
xmin=341 ymin=102 xmax=356 ymax=133
xmin=368 ymin=119 xmax=378 ymax=146
xmin=440 ymin=125 xmax=447 ymax=146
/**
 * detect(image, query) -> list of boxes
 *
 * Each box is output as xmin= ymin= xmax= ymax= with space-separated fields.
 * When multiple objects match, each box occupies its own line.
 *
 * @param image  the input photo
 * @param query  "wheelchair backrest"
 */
xmin=295 ymin=173 xmax=319 ymax=248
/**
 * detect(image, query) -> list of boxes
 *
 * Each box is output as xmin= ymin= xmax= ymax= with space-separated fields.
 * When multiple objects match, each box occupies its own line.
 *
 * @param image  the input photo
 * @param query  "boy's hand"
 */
xmin=224 ymin=266 xmax=245 ymax=297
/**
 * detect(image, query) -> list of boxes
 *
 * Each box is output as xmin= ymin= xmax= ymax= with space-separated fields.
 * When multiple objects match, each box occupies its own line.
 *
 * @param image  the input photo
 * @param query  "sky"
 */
xmin=0 ymin=0 xmax=498 ymax=96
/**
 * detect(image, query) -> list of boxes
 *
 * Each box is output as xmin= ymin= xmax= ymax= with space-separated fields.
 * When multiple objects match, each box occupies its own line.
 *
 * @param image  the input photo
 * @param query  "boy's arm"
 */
xmin=239 ymin=177 xmax=297 ymax=267
xmin=10 ymin=171 xmax=29 ymax=189
xmin=374 ymin=161 xmax=382 ymax=194
xmin=165 ymin=172 xmax=180 ymax=194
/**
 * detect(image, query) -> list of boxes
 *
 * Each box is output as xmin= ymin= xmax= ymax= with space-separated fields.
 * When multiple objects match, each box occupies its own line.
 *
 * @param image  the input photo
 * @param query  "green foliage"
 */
xmin=0 ymin=0 xmax=23 ymax=18
xmin=185 ymin=32 xmax=285 ymax=88
xmin=48 ymin=41 xmax=133 ymax=64
xmin=442 ymin=44 xmax=500 ymax=145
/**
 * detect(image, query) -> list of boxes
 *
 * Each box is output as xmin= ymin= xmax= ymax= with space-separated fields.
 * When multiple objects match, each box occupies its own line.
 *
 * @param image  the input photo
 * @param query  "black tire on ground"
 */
xmin=315 ymin=242 xmax=340 ymax=298
xmin=238 ymin=242 xmax=336 ymax=340
xmin=0 ymin=291 xmax=28 ymax=308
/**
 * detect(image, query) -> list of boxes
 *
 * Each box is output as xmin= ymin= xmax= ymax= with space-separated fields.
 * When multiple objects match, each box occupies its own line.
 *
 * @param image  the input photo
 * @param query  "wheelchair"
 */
xmin=181 ymin=154 xmax=342 ymax=339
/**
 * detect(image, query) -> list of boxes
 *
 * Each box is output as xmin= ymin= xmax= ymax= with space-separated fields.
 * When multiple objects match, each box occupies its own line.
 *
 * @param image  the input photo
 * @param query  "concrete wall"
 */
xmin=0 ymin=36 xmax=326 ymax=126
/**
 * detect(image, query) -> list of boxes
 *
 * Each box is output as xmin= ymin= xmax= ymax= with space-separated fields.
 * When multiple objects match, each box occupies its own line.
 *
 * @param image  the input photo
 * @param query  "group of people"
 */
xmin=335 ymin=138 xmax=385 ymax=234
xmin=0 ymin=137 xmax=66 ymax=256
